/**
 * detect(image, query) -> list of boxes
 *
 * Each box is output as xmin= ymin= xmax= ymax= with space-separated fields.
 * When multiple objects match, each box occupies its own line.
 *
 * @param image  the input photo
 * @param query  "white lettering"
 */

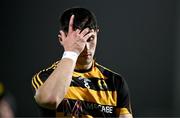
xmin=105 ymin=106 xmax=113 ymax=113
xmin=83 ymin=102 xmax=113 ymax=114
xmin=101 ymin=106 xmax=106 ymax=112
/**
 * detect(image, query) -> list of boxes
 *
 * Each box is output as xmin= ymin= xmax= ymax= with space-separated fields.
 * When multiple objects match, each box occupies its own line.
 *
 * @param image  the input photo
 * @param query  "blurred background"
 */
xmin=1 ymin=0 xmax=180 ymax=117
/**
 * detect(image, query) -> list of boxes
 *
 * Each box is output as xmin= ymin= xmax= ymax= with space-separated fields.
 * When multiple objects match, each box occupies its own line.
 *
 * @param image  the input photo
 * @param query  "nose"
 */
xmin=85 ymin=42 xmax=90 ymax=50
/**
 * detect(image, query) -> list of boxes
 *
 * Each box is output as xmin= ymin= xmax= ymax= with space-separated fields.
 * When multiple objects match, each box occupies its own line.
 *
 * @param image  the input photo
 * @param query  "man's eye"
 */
xmin=88 ymin=36 xmax=94 ymax=42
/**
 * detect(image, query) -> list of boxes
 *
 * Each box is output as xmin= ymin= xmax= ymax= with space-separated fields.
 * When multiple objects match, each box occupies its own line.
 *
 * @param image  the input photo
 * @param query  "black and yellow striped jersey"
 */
xmin=32 ymin=61 xmax=132 ymax=117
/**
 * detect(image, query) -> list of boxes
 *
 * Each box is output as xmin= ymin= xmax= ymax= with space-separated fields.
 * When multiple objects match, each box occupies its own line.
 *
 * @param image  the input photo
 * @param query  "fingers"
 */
xmin=75 ymin=28 xmax=93 ymax=42
xmin=83 ymin=32 xmax=94 ymax=41
xmin=75 ymin=29 xmax=81 ymax=34
xmin=80 ymin=28 xmax=90 ymax=37
xmin=68 ymin=15 xmax=75 ymax=33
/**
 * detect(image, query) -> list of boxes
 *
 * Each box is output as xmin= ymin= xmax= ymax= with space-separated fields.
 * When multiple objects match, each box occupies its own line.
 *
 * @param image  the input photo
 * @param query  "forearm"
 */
xmin=35 ymin=58 xmax=76 ymax=109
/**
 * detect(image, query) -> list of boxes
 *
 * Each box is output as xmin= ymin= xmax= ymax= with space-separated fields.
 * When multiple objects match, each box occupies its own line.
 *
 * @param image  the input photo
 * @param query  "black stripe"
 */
xmin=70 ymin=76 xmax=121 ymax=91
xmin=57 ymin=99 xmax=116 ymax=117
xmin=34 ymin=74 xmax=42 ymax=87
xmin=38 ymin=68 xmax=54 ymax=83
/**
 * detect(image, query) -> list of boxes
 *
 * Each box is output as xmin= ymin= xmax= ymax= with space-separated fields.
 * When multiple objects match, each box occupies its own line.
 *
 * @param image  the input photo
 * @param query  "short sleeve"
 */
xmin=31 ymin=61 xmax=58 ymax=95
xmin=116 ymin=76 xmax=132 ymax=115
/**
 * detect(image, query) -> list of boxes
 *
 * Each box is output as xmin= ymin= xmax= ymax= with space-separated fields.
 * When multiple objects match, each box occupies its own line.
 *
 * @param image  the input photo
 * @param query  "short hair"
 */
xmin=60 ymin=7 xmax=98 ymax=32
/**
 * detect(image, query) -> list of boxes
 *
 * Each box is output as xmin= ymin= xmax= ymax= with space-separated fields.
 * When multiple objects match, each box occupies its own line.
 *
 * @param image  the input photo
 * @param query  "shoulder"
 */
xmin=95 ymin=62 xmax=129 ymax=90
xmin=42 ymin=60 xmax=59 ymax=73
xmin=95 ymin=62 xmax=122 ymax=78
xmin=32 ymin=60 xmax=60 ymax=89
xmin=37 ymin=60 xmax=59 ymax=76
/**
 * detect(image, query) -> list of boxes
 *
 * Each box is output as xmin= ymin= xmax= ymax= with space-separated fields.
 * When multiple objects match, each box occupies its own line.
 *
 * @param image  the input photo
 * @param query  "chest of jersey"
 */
xmin=65 ymin=76 xmax=117 ymax=105
xmin=56 ymin=73 xmax=118 ymax=117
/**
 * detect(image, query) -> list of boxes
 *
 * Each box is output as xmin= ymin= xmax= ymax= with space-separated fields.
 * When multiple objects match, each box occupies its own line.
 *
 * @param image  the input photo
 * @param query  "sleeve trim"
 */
xmin=32 ymin=76 xmax=37 ymax=90
xmin=36 ymin=72 xmax=43 ymax=85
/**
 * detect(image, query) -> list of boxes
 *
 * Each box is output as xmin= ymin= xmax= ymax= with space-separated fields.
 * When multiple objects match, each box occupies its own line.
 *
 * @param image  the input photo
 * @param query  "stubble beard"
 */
xmin=76 ymin=56 xmax=93 ymax=66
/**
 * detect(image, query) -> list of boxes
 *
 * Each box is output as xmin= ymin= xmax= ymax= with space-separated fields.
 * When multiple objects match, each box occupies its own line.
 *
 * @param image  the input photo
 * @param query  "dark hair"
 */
xmin=60 ymin=7 xmax=98 ymax=32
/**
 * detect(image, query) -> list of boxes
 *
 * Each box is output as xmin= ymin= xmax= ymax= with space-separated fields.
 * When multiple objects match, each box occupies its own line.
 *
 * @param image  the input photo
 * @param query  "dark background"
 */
xmin=1 ymin=0 xmax=180 ymax=117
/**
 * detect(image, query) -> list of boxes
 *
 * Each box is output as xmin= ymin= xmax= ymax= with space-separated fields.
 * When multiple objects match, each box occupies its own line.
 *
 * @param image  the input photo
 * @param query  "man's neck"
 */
xmin=75 ymin=61 xmax=93 ymax=71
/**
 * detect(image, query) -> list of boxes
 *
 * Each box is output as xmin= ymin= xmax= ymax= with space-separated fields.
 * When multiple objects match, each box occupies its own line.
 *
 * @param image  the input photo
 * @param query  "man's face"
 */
xmin=76 ymin=29 xmax=98 ymax=65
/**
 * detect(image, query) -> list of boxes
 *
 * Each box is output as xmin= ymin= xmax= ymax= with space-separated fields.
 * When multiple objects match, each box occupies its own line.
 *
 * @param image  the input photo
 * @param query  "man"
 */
xmin=32 ymin=7 xmax=133 ymax=117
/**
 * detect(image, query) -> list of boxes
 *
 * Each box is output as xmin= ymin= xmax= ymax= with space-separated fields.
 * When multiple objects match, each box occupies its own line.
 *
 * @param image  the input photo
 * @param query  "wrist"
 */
xmin=61 ymin=51 xmax=78 ymax=62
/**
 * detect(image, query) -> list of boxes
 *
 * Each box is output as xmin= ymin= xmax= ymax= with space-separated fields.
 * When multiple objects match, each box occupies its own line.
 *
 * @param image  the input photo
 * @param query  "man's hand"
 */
xmin=58 ymin=15 xmax=94 ymax=55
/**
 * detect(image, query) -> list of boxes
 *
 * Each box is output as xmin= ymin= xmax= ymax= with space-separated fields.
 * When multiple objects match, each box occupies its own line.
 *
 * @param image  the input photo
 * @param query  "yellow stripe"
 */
xmin=82 ymin=115 xmax=93 ymax=118
xmin=32 ymin=75 xmax=38 ymax=90
xmin=32 ymin=78 xmax=37 ymax=90
xmin=64 ymin=86 xmax=117 ymax=106
xmin=36 ymin=72 xmax=43 ymax=85
xmin=56 ymin=112 xmax=65 ymax=117
xmin=116 ymin=108 xmax=130 ymax=115
xmin=33 ymin=75 xmax=40 ymax=89
xmin=73 ymin=66 xmax=107 ymax=79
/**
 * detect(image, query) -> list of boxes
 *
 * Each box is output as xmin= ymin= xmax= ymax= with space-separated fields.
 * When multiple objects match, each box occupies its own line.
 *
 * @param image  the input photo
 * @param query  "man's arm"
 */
xmin=34 ymin=15 xmax=93 ymax=109
xmin=34 ymin=58 xmax=76 ymax=109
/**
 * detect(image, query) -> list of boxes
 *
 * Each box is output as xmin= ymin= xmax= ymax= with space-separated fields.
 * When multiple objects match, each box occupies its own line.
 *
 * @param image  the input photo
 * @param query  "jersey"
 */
xmin=32 ymin=61 xmax=132 ymax=117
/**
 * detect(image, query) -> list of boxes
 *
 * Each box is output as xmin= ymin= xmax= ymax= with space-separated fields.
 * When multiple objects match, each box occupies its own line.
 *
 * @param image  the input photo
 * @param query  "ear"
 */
xmin=58 ymin=34 xmax=63 ymax=46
